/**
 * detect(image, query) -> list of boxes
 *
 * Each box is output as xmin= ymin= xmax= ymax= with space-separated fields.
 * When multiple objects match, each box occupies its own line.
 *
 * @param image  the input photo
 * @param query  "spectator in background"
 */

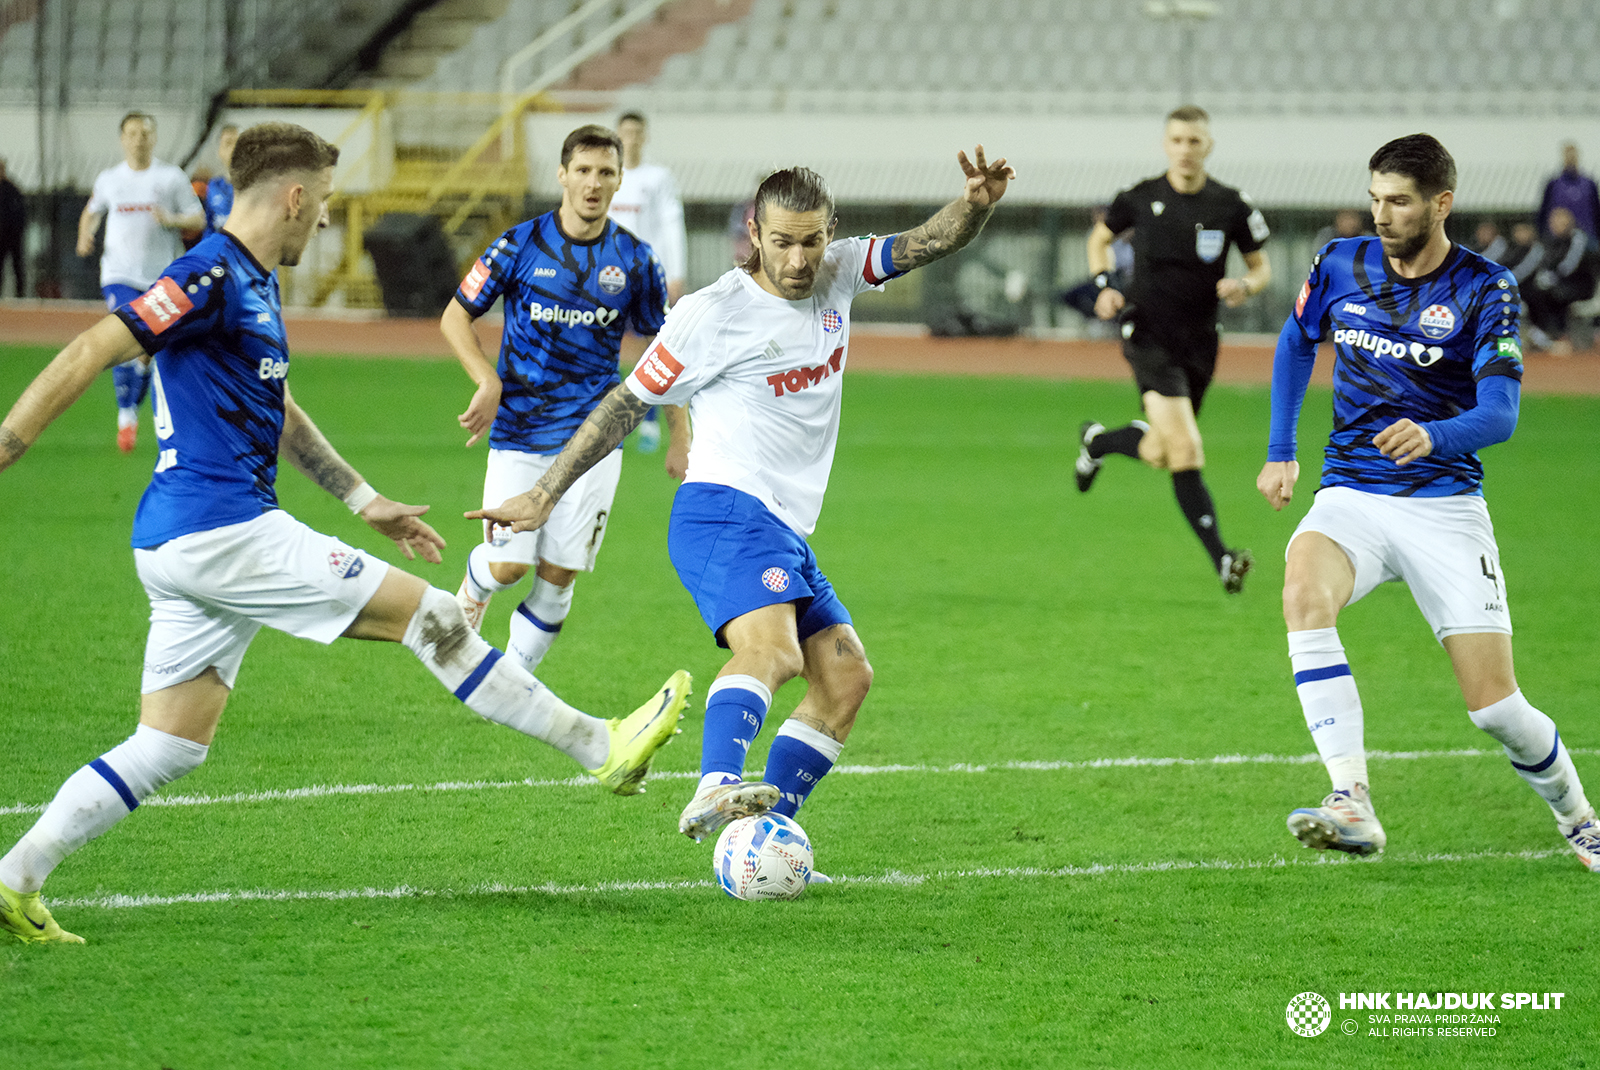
xmin=77 ymin=112 xmax=205 ymax=453
xmin=1496 ymin=221 xmax=1545 ymax=285
xmin=0 ymin=158 xmax=24 ymax=298
xmin=608 ymin=112 xmax=687 ymax=456
xmin=1059 ymin=205 xmax=1132 ymax=323
xmin=1523 ymin=206 xmax=1598 ymax=355
xmin=1472 ymin=219 xmax=1507 ymax=263
xmin=1313 ymin=208 xmax=1365 ymax=249
xmin=204 ymin=124 xmax=238 ymax=237
xmin=1538 ymin=142 xmax=1599 ymax=241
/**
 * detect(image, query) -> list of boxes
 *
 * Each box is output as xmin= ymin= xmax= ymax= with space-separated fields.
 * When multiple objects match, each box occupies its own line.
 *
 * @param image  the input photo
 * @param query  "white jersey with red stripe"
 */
xmin=86 ymin=159 xmax=203 ymax=289
xmin=624 ymin=235 xmax=901 ymax=536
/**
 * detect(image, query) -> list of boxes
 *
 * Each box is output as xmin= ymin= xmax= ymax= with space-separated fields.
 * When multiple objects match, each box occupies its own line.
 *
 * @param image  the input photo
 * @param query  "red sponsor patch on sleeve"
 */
xmin=1294 ymin=280 xmax=1310 ymax=319
xmin=131 ymin=277 xmax=195 ymax=335
xmin=460 ymin=259 xmax=491 ymax=302
xmin=631 ymin=340 xmax=685 ymax=396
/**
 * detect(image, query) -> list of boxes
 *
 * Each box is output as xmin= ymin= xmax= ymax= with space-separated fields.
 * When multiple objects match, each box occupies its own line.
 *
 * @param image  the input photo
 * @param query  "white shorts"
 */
xmin=1290 ymin=485 xmax=1511 ymax=642
xmin=479 ymin=447 xmax=622 ymax=572
xmin=134 ymin=510 xmax=390 ymax=693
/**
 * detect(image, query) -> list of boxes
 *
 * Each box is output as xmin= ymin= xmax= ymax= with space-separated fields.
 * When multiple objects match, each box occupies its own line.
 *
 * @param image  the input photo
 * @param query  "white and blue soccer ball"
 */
xmin=714 ymin=813 xmax=813 ymax=900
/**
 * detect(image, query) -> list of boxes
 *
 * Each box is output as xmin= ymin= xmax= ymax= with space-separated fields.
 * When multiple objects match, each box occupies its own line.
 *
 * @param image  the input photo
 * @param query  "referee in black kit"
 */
xmin=1074 ymin=105 xmax=1271 ymax=594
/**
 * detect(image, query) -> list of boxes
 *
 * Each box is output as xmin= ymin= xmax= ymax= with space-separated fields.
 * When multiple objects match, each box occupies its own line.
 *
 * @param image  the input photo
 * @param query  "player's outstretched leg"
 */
xmin=402 ymin=586 xmax=686 ymax=794
xmin=0 ymin=723 xmax=209 ymax=942
xmin=1074 ymin=419 xmax=1147 ymax=493
xmin=1469 ymin=689 xmax=1599 ymax=872
xmin=1170 ymin=468 xmax=1251 ymax=593
xmin=679 ymin=675 xmax=780 ymax=841
xmin=507 ymin=576 xmax=573 ymax=674
xmin=112 ymin=358 xmax=151 ymax=452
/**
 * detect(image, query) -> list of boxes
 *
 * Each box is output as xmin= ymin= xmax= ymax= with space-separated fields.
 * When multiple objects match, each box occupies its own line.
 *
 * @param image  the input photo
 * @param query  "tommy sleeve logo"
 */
xmin=132 ymin=278 xmax=194 ymax=335
xmin=633 ymin=340 xmax=685 ymax=395
xmin=459 ymin=259 xmax=491 ymax=301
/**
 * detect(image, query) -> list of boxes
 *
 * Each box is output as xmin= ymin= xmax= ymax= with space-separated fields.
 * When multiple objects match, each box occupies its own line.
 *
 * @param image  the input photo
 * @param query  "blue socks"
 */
xmin=765 ymin=719 xmax=843 ymax=818
xmin=701 ymin=675 xmax=771 ymax=779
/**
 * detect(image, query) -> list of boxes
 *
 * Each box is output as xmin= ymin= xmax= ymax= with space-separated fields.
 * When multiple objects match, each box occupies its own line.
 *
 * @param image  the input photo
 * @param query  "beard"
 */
xmin=760 ymin=259 xmax=816 ymax=300
xmin=1379 ymin=206 xmax=1434 ymax=261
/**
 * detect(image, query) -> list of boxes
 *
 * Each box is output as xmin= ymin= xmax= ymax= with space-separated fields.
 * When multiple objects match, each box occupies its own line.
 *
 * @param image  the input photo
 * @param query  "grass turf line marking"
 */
xmin=49 ymin=847 xmax=1574 ymax=912
xmin=5 ymin=747 xmax=1596 ymax=818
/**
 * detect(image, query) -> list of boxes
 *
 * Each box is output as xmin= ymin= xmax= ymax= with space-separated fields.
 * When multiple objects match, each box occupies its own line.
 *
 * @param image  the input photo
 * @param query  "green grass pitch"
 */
xmin=1 ymin=342 xmax=1596 ymax=1068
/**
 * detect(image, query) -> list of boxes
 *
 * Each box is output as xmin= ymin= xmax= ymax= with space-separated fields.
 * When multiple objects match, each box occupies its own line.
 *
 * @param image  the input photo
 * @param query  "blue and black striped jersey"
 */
xmin=1276 ymin=237 xmax=1523 ymax=497
xmin=455 ymin=212 xmax=670 ymax=454
xmin=113 ymin=232 xmax=289 ymax=547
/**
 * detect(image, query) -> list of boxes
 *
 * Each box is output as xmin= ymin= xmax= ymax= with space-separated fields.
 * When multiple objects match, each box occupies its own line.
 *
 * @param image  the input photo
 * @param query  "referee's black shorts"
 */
xmin=1119 ymin=318 xmax=1221 ymax=414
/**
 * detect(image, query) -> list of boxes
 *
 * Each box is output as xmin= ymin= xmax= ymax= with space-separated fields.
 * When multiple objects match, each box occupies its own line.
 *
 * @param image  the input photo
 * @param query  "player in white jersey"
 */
xmin=78 ymin=112 xmax=205 ymax=454
xmin=0 ymin=122 xmax=690 ymax=945
xmin=472 ymin=148 xmax=1014 ymax=849
xmin=608 ymin=112 xmax=690 ymax=457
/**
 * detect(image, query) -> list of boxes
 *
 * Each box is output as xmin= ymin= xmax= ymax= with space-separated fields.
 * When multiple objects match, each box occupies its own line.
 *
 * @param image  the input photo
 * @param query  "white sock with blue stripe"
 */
xmin=1470 ymin=689 xmax=1592 ymax=828
xmin=1289 ymin=628 xmax=1369 ymax=793
xmin=508 ymin=577 xmax=574 ymax=674
xmin=0 ymin=724 xmax=207 ymax=894
xmin=404 ymin=586 xmax=606 ymax=769
xmin=463 ymin=543 xmax=517 ymax=602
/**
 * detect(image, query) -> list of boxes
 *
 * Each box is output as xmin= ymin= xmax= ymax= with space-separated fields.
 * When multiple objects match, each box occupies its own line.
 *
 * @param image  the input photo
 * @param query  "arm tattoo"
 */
xmin=0 ymin=425 xmax=26 ymax=465
xmin=281 ymin=410 xmax=360 ymax=500
xmin=891 ymin=198 xmax=994 ymax=272
xmin=536 ymin=386 xmax=651 ymax=501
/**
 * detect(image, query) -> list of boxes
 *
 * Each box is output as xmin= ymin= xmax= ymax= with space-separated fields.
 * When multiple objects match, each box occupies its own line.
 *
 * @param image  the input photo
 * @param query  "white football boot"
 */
xmin=1561 ymin=810 xmax=1600 ymax=873
xmin=1287 ymin=784 xmax=1386 ymax=856
xmin=679 ymin=779 xmax=779 ymax=842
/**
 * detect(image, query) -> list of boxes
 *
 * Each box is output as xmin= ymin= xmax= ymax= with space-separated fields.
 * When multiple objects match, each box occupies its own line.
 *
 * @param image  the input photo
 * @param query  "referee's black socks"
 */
xmin=1171 ymin=469 xmax=1228 ymax=571
xmin=1088 ymin=423 xmax=1145 ymax=459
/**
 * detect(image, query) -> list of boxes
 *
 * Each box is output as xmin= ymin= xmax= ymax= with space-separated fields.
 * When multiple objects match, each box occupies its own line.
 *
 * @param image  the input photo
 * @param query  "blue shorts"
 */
xmin=103 ymin=283 xmax=144 ymax=311
xmin=667 ymin=483 xmax=851 ymax=649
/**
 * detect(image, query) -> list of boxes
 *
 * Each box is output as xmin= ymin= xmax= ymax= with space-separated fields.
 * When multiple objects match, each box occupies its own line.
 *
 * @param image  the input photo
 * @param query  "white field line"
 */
xmin=5 ymin=747 xmax=1595 ymax=818
xmin=49 ymin=847 xmax=1572 ymax=912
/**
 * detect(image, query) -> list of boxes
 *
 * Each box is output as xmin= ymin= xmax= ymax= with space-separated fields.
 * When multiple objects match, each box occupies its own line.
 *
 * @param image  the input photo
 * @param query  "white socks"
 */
xmin=509 ymin=577 xmax=574 ymax=674
xmin=0 ymin=725 xmax=208 ymax=894
xmin=1470 ymin=689 xmax=1592 ymax=828
xmin=1288 ymin=628 xmax=1368 ymax=792
xmin=402 ymin=586 xmax=607 ymax=769
xmin=463 ymin=543 xmax=515 ymax=603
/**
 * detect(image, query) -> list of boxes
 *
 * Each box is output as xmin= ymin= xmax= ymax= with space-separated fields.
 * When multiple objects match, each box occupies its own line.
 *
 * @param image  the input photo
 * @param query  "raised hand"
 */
xmin=957 ymin=145 xmax=1014 ymax=209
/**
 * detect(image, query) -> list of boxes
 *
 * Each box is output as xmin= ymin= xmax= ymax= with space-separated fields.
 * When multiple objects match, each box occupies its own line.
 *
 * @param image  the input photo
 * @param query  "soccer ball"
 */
xmin=714 ymin=813 xmax=814 ymax=900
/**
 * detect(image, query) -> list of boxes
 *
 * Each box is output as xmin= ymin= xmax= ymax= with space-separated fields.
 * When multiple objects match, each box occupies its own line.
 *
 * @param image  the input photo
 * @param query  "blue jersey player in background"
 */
xmin=1257 ymin=134 xmax=1599 ymax=872
xmin=0 ymin=122 xmax=690 ymax=945
xmin=442 ymin=124 xmax=673 ymax=676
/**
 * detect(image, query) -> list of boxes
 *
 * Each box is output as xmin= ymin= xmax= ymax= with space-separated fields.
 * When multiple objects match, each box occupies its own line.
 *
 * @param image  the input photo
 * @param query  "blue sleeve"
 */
xmin=1419 ymin=375 xmax=1520 ymax=457
xmin=629 ymin=244 xmax=670 ymax=335
xmin=454 ymin=230 xmax=515 ymax=316
xmin=1267 ymin=315 xmax=1318 ymax=462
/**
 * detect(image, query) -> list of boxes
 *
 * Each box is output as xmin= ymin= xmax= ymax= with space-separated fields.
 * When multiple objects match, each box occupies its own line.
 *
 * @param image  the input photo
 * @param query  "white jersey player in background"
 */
xmin=473 ymin=148 xmax=1014 ymax=853
xmin=607 ymin=112 xmax=689 ymax=457
xmin=77 ymin=111 xmax=205 ymax=454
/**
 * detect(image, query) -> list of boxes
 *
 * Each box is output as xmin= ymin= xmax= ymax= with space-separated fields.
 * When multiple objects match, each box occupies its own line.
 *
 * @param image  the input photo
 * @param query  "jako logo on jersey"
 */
xmin=256 ymin=358 xmax=289 ymax=380
xmin=598 ymin=265 xmax=627 ymax=295
xmin=327 ymin=550 xmax=365 ymax=579
xmin=460 ymin=259 xmax=491 ymax=301
xmin=768 ymin=347 xmax=845 ymax=397
xmin=762 ymin=567 xmax=790 ymax=593
xmin=634 ymin=341 xmax=684 ymax=395
xmin=821 ymin=309 xmax=842 ymax=332
xmin=529 ymin=301 xmax=618 ymax=328
xmin=1419 ymin=304 xmax=1457 ymax=339
xmin=1332 ymin=328 xmax=1445 ymax=367
xmin=1341 ymin=302 xmax=1367 ymax=316
xmin=532 ymin=267 xmax=557 ymax=278
xmin=132 ymin=278 xmax=193 ymax=335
